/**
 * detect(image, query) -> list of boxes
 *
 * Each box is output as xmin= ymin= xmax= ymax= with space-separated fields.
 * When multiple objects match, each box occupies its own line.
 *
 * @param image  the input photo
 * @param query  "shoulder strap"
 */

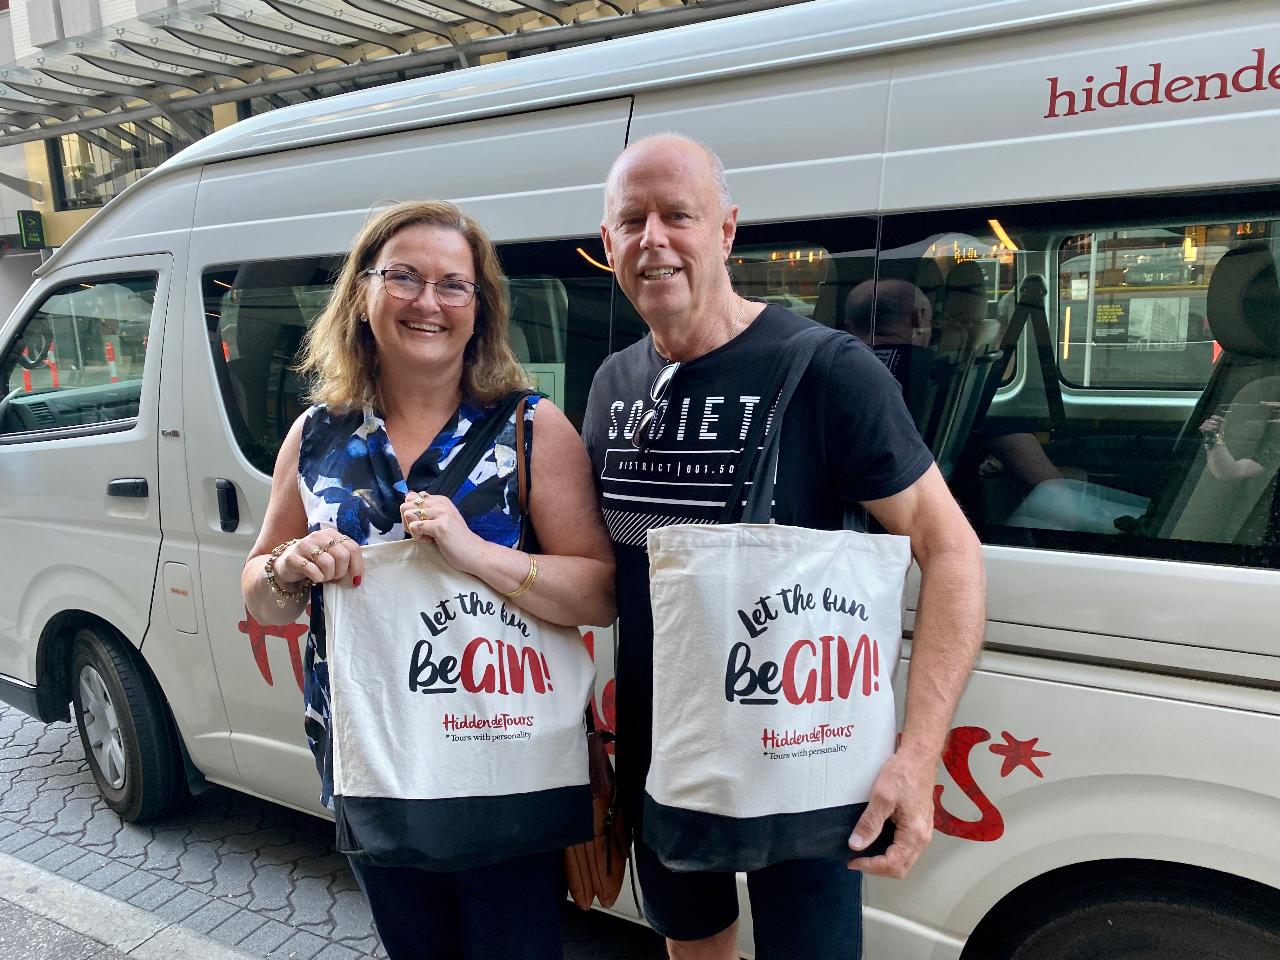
xmin=428 ymin=390 xmax=532 ymax=499
xmin=514 ymin=394 xmax=534 ymax=550
xmin=719 ymin=326 xmax=839 ymax=524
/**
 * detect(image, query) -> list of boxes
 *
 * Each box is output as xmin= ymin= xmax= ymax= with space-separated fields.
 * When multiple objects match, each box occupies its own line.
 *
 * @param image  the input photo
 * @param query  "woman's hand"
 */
xmin=402 ymin=492 xmax=487 ymax=575
xmin=275 ymin=527 xmax=364 ymax=589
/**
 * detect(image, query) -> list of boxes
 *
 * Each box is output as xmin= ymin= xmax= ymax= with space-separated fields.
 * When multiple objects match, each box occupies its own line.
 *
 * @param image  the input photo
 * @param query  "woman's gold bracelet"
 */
xmin=503 ymin=554 xmax=538 ymax=600
xmin=264 ymin=539 xmax=309 ymax=607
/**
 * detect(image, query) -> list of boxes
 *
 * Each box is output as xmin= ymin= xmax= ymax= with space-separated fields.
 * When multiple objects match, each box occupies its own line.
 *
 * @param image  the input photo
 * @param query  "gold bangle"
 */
xmin=503 ymin=554 xmax=538 ymax=600
xmin=264 ymin=538 xmax=309 ymax=607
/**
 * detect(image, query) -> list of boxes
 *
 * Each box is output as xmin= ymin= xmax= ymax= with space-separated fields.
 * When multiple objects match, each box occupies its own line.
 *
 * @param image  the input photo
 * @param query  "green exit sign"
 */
xmin=17 ymin=210 xmax=45 ymax=250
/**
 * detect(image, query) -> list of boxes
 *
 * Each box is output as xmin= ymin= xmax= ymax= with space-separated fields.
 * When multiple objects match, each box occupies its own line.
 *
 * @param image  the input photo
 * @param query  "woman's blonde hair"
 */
xmin=299 ymin=200 xmax=530 ymax=410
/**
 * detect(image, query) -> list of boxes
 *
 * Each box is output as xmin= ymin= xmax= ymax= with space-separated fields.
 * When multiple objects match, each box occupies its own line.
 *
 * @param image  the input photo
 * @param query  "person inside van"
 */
xmin=239 ymin=200 xmax=615 ymax=960
xmin=844 ymin=277 xmax=1066 ymax=493
xmin=1200 ymin=407 xmax=1277 ymax=482
xmin=842 ymin=277 xmax=937 ymax=434
xmin=843 ymin=276 xmax=933 ymax=349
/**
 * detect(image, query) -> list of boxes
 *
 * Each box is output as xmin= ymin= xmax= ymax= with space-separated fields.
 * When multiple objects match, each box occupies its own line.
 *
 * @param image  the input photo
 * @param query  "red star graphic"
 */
xmin=989 ymin=731 xmax=1051 ymax=778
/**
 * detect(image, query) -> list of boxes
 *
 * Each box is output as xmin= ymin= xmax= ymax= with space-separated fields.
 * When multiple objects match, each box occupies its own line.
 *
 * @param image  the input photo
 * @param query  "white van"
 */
xmin=2 ymin=0 xmax=1279 ymax=956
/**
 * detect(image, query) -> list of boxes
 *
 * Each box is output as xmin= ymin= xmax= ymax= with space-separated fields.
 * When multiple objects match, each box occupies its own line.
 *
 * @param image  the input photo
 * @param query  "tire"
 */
xmin=1006 ymin=889 xmax=1280 ymax=960
xmin=70 ymin=625 xmax=186 ymax=822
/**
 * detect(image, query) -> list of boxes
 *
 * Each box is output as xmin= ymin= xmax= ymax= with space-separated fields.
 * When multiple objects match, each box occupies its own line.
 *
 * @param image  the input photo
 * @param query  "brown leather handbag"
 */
xmin=514 ymin=397 xmax=630 ymax=909
xmin=564 ymin=712 xmax=629 ymax=910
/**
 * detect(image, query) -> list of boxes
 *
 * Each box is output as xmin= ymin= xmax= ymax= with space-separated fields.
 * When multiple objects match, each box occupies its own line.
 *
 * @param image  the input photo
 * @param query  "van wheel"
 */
xmin=1007 ymin=892 xmax=1280 ymax=960
xmin=70 ymin=626 xmax=186 ymax=822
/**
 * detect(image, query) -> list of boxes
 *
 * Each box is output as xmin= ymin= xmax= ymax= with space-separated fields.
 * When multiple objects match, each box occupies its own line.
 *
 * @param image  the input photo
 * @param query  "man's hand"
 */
xmin=846 ymin=747 xmax=937 ymax=879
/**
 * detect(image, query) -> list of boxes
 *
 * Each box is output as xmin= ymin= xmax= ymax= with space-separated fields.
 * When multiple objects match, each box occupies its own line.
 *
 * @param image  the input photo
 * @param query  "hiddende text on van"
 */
xmin=1045 ymin=47 xmax=1280 ymax=118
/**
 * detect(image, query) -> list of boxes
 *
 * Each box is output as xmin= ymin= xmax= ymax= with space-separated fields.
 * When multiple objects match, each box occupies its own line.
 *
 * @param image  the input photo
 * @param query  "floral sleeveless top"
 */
xmin=296 ymin=396 xmax=539 ymax=807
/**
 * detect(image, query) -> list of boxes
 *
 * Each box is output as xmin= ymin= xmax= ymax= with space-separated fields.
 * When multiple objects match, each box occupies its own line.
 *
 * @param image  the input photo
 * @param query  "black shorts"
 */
xmin=633 ymin=839 xmax=863 ymax=958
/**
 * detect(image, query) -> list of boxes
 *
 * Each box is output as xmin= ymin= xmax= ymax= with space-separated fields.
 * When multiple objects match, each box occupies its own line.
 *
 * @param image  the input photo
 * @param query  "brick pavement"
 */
xmin=0 ymin=704 xmax=665 ymax=959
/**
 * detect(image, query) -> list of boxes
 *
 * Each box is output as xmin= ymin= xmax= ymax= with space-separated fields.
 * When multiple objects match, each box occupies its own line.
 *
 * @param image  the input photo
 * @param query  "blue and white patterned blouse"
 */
xmin=296 ymin=396 xmax=539 ymax=808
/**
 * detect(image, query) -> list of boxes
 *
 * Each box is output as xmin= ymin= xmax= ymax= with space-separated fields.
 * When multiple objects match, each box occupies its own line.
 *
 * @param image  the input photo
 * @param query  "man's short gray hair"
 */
xmin=604 ymin=133 xmax=732 ymax=216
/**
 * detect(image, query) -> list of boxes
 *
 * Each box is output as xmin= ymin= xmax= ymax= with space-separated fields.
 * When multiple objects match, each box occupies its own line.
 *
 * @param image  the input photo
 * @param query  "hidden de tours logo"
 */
xmin=408 ymin=590 xmax=549 ymax=743
xmin=1044 ymin=48 xmax=1280 ymax=119
xmin=728 ymin=581 xmax=883 ymax=761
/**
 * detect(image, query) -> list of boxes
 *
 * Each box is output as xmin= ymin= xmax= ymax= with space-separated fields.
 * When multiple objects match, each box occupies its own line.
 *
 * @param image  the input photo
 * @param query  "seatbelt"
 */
xmin=1029 ymin=285 xmax=1070 ymax=435
xmin=972 ymin=274 xmax=1065 ymax=440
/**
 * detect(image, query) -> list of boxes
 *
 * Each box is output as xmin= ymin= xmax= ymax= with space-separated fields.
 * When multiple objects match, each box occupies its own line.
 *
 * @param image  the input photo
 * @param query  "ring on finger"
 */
xmin=326 ymin=538 xmax=338 ymax=548
xmin=415 ymin=508 xmax=426 ymax=522
xmin=308 ymin=546 xmax=323 ymax=561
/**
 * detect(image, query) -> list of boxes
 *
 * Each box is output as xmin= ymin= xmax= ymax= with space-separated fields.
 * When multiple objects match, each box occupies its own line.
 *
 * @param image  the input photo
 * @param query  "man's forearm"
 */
xmin=898 ymin=541 xmax=986 ymax=762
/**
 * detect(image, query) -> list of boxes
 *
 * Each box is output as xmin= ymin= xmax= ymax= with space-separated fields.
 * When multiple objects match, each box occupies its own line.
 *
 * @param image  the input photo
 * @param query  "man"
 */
xmin=843 ymin=277 xmax=934 ymax=349
xmin=581 ymin=134 xmax=986 ymax=959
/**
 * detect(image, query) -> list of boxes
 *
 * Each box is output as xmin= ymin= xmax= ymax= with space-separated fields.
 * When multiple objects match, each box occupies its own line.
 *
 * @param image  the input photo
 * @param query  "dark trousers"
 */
xmin=348 ymin=851 xmax=564 ymax=960
xmin=634 ymin=839 xmax=863 ymax=959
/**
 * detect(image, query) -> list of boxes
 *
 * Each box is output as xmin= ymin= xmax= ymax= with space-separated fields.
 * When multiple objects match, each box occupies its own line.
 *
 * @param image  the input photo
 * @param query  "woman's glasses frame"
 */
xmin=365 ymin=268 xmax=478 ymax=307
xmin=632 ymin=361 xmax=681 ymax=451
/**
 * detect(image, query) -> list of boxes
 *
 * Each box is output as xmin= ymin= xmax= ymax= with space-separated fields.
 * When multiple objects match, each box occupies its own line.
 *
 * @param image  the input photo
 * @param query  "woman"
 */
xmin=241 ymin=200 xmax=615 ymax=960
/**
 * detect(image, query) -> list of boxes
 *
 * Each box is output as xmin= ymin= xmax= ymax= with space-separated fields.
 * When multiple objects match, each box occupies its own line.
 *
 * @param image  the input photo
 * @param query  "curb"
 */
xmin=0 ymin=851 xmax=254 ymax=959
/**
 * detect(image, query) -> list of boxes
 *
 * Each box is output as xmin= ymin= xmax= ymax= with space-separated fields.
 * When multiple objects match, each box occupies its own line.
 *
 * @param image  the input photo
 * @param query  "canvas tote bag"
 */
xmin=324 ymin=394 xmax=595 ymax=870
xmin=644 ymin=326 xmax=913 ymax=872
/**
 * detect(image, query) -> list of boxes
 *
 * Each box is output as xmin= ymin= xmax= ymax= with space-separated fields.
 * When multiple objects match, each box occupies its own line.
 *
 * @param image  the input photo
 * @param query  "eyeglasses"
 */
xmin=631 ymin=361 xmax=681 ymax=451
xmin=365 ymin=268 xmax=478 ymax=307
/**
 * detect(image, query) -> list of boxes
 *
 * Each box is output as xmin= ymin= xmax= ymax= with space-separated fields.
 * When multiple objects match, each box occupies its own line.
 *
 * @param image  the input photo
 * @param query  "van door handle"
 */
xmin=107 ymin=478 xmax=149 ymax=498
xmin=215 ymin=478 xmax=240 ymax=532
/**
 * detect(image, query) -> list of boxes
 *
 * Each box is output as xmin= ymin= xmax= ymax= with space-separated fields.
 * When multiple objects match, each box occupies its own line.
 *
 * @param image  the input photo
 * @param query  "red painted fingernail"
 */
xmin=353 ymin=576 xmax=362 ymax=587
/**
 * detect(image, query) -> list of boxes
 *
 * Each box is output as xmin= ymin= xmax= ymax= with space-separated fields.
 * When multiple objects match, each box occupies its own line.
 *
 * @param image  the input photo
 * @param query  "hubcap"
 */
xmin=79 ymin=664 xmax=127 ymax=790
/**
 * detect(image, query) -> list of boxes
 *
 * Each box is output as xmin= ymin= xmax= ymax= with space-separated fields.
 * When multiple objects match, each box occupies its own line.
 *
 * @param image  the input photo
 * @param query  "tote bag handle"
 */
xmin=719 ymin=326 xmax=841 ymax=524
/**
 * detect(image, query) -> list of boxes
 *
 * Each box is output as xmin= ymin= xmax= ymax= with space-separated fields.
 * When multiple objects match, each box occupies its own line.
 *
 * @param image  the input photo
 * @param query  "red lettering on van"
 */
xmin=933 ymin=727 xmax=1054 ymax=842
xmin=239 ymin=608 xmax=307 ymax=692
xmin=1045 ymin=48 xmax=1277 ymax=119
xmin=580 ymin=630 xmax=617 ymax=753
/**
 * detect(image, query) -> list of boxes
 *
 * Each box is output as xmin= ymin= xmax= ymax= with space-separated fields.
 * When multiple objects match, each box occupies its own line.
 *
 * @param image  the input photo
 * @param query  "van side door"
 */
xmin=0 ymin=256 xmax=170 ymax=700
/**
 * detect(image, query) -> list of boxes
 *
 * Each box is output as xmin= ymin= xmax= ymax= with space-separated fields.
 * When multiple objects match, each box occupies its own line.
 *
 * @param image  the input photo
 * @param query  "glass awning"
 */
xmin=0 ymin=0 xmax=795 ymax=146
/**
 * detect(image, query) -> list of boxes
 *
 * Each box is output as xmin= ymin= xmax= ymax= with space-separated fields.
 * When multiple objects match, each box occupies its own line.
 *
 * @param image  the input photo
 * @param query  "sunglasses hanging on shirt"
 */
xmin=631 ymin=361 xmax=681 ymax=451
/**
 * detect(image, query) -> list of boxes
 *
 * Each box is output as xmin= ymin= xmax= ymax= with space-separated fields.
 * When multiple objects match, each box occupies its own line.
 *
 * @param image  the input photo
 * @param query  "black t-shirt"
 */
xmin=581 ymin=304 xmax=934 ymax=810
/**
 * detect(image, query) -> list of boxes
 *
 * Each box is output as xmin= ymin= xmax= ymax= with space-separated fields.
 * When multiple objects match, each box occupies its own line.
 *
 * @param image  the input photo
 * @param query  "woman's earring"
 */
xmin=358 ymin=313 xmax=368 ymax=323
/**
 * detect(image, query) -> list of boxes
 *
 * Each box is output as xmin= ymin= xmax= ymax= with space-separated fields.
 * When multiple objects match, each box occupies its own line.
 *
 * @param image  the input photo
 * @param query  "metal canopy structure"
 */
xmin=0 ymin=0 xmax=806 ymax=147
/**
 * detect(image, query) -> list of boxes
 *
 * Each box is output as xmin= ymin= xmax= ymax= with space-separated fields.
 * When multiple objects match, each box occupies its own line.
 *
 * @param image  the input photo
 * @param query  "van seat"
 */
xmin=1153 ymin=243 xmax=1280 ymax=544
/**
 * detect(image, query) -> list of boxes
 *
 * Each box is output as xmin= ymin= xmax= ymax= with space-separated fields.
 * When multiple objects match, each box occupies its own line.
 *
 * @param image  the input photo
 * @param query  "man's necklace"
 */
xmin=655 ymin=297 xmax=750 ymax=361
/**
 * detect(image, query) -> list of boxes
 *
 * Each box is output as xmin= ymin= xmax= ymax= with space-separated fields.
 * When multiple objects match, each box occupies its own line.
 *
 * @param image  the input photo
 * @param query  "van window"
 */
xmin=734 ymin=220 xmax=878 ymax=333
xmin=730 ymin=244 xmax=831 ymax=320
xmin=204 ymin=239 xmax=619 ymax=471
xmin=202 ymin=259 xmax=337 ymax=475
xmin=881 ymin=199 xmax=1280 ymax=569
xmin=0 ymin=275 xmax=158 ymax=440
xmin=497 ymin=237 xmax=618 ymax=427
xmin=1057 ymin=225 xmax=1240 ymax=390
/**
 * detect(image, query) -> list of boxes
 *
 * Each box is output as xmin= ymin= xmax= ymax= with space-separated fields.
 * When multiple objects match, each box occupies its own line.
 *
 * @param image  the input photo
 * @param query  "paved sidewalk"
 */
xmin=0 ymin=851 xmax=253 ymax=959
xmin=0 ymin=704 xmax=665 ymax=959
xmin=0 ymin=896 xmax=130 ymax=960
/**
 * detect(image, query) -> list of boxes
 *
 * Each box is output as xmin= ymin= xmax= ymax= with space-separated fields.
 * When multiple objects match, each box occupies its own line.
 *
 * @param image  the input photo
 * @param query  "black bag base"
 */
xmin=642 ymin=792 xmax=895 ymax=874
xmin=336 ymin=784 xmax=593 ymax=872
